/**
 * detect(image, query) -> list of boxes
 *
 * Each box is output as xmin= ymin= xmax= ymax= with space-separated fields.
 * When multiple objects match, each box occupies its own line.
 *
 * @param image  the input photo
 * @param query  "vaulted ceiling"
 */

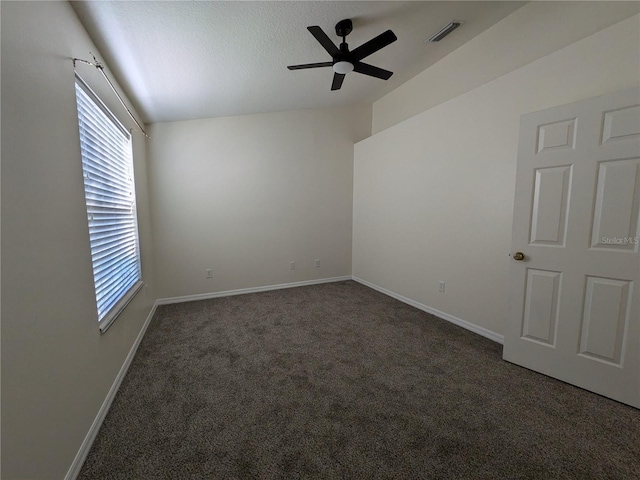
xmin=71 ymin=1 xmax=524 ymax=124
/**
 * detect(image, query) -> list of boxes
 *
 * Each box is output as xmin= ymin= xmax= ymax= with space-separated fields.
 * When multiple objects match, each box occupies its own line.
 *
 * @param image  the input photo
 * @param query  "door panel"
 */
xmin=521 ymin=269 xmax=561 ymax=346
xmin=530 ymin=166 xmax=572 ymax=246
xmin=590 ymin=158 xmax=640 ymax=252
xmin=579 ymin=276 xmax=632 ymax=366
xmin=602 ymin=105 xmax=640 ymax=143
xmin=537 ymin=118 xmax=577 ymax=153
xmin=504 ymin=87 xmax=640 ymax=408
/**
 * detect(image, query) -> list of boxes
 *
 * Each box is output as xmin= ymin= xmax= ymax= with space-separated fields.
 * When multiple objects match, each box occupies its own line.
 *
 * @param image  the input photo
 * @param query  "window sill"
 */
xmin=99 ymin=281 xmax=144 ymax=333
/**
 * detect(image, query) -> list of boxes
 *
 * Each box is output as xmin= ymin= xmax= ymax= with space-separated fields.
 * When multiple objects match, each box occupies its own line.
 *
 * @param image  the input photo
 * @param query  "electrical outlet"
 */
xmin=206 ymin=268 xmax=212 ymax=279
xmin=315 ymin=259 xmax=320 ymax=268
xmin=438 ymin=281 xmax=445 ymax=293
xmin=290 ymin=261 xmax=295 ymax=270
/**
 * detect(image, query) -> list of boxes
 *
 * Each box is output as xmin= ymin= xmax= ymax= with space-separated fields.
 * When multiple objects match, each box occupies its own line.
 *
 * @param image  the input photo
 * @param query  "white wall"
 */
xmin=372 ymin=1 xmax=640 ymax=134
xmin=1 ymin=2 xmax=156 ymax=479
xmin=353 ymin=14 xmax=640 ymax=337
xmin=148 ymin=105 xmax=371 ymax=299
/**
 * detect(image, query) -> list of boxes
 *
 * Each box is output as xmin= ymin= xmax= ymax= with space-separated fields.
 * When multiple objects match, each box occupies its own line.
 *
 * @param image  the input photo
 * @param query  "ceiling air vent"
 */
xmin=427 ymin=21 xmax=461 ymax=43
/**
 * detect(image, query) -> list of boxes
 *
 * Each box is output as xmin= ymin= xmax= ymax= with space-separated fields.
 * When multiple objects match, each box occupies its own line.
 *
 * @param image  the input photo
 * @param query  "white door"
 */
xmin=503 ymin=87 xmax=640 ymax=408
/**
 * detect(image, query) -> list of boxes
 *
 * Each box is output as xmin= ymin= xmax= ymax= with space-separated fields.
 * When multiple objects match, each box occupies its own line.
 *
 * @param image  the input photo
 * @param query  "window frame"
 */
xmin=75 ymin=74 xmax=143 ymax=333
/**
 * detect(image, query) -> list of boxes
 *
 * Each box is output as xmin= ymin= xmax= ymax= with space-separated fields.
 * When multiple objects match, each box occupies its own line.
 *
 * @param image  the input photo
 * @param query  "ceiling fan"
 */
xmin=287 ymin=19 xmax=397 ymax=91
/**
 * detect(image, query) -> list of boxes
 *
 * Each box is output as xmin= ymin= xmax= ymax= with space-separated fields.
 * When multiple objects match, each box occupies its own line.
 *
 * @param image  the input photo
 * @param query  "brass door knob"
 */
xmin=513 ymin=252 xmax=525 ymax=261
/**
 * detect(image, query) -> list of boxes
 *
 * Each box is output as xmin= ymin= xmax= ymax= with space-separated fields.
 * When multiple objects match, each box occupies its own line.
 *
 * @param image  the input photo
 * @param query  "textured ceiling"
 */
xmin=71 ymin=1 xmax=524 ymax=124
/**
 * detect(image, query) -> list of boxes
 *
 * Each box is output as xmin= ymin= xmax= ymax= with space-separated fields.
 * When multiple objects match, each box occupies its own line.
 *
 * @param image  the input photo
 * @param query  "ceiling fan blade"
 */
xmin=307 ymin=26 xmax=340 ymax=58
xmin=353 ymin=62 xmax=393 ymax=80
xmin=331 ymin=73 xmax=345 ymax=91
xmin=287 ymin=62 xmax=333 ymax=70
xmin=351 ymin=30 xmax=397 ymax=61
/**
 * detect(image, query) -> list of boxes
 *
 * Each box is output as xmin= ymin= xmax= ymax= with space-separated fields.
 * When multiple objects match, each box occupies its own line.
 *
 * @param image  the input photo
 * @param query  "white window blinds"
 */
xmin=75 ymin=75 xmax=142 ymax=330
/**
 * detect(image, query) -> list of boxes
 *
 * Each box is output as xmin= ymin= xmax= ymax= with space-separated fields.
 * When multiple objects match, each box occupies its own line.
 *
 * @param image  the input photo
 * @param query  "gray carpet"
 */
xmin=79 ymin=280 xmax=640 ymax=479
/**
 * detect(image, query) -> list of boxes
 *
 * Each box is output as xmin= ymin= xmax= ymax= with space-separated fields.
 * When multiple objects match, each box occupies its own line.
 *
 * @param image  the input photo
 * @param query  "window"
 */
xmin=75 ymin=75 xmax=142 ymax=332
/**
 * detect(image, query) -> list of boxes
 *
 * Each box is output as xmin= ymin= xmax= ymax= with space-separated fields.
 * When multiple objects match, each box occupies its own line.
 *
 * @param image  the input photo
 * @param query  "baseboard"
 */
xmin=65 ymin=301 xmax=159 ymax=480
xmin=156 ymin=275 xmax=353 ymax=305
xmin=352 ymin=276 xmax=504 ymax=345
